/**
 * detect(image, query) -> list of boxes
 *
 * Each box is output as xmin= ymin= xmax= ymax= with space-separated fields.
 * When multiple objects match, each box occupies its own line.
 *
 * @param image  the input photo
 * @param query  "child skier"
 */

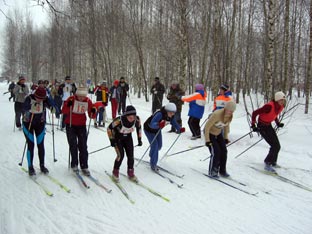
xmin=107 ymin=105 xmax=142 ymax=182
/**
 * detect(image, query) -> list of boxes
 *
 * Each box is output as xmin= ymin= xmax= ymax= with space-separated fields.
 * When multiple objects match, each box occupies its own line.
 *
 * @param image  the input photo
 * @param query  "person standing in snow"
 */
xmin=166 ymin=80 xmax=185 ymax=133
xmin=107 ymin=105 xmax=142 ymax=182
xmin=150 ymin=77 xmax=166 ymax=113
xmin=143 ymin=103 xmax=185 ymax=171
xmin=23 ymin=87 xmax=57 ymax=176
xmin=94 ymin=81 xmax=109 ymax=127
xmin=13 ymin=76 xmax=30 ymax=129
xmin=58 ymin=76 xmax=77 ymax=130
xmin=110 ymin=80 xmax=120 ymax=119
xmin=251 ymin=91 xmax=286 ymax=173
xmin=61 ymin=87 xmax=96 ymax=176
xmin=181 ymin=83 xmax=207 ymax=140
xmin=8 ymin=81 xmax=15 ymax=102
xmin=204 ymin=101 xmax=236 ymax=178
xmin=117 ymin=77 xmax=129 ymax=115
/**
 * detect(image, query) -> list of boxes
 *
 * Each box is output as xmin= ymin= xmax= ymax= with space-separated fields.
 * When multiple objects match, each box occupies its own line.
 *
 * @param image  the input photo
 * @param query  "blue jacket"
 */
xmin=181 ymin=89 xmax=206 ymax=119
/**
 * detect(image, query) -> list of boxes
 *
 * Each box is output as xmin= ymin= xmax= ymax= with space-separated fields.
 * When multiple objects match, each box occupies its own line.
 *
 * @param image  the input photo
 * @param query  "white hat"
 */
xmin=224 ymin=101 xmax=236 ymax=112
xmin=164 ymin=103 xmax=177 ymax=112
xmin=75 ymin=87 xmax=88 ymax=97
xmin=274 ymin=91 xmax=286 ymax=101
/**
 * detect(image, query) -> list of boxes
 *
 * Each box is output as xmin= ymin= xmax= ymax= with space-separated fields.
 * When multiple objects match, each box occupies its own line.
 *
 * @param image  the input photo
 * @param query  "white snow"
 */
xmin=0 ymin=82 xmax=311 ymax=234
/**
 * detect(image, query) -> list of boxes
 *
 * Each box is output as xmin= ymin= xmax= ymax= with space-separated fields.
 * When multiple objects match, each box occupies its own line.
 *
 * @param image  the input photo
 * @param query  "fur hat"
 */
xmin=34 ymin=87 xmax=47 ymax=99
xmin=75 ymin=87 xmax=88 ymax=97
xmin=220 ymin=84 xmax=229 ymax=91
xmin=164 ymin=103 xmax=177 ymax=112
xmin=124 ymin=105 xmax=137 ymax=116
xmin=195 ymin=84 xmax=204 ymax=91
xmin=224 ymin=101 xmax=236 ymax=112
xmin=19 ymin=76 xmax=26 ymax=81
xmin=274 ymin=91 xmax=286 ymax=101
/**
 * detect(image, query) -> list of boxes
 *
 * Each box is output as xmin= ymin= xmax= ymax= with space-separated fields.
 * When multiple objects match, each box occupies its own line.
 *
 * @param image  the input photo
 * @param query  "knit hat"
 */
xmin=124 ymin=105 xmax=137 ymax=116
xmin=164 ymin=103 xmax=177 ymax=112
xmin=19 ymin=76 xmax=25 ymax=81
xmin=274 ymin=91 xmax=286 ymax=101
xmin=65 ymin=76 xmax=71 ymax=81
xmin=155 ymin=77 xmax=160 ymax=81
xmin=34 ymin=87 xmax=47 ymax=99
xmin=75 ymin=87 xmax=88 ymax=97
xmin=195 ymin=84 xmax=204 ymax=91
xmin=220 ymin=84 xmax=229 ymax=91
xmin=113 ymin=80 xmax=119 ymax=86
xmin=224 ymin=101 xmax=236 ymax=112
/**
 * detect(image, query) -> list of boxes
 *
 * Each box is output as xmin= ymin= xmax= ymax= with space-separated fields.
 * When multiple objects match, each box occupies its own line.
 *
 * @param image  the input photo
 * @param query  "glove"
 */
xmin=251 ymin=124 xmax=259 ymax=132
xmin=154 ymin=91 xmax=157 ymax=94
xmin=91 ymin=107 xmax=97 ymax=114
xmin=50 ymin=107 xmax=56 ymax=114
xmin=159 ymin=120 xmax=166 ymax=129
xmin=110 ymin=139 xmax=116 ymax=147
xmin=67 ymin=99 xmax=73 ymax=107
xmin=137 ymin=138 xmax=143 ymax=146
xmin=224 ymin=139 xmax=230 ymax=144
xmin=179 ymin=127 xmax=185 ymax=133
xmin=277 ymin=122 xmax=284 ymax=128
xmin=205 ymin=142 xmax=212 ymax=147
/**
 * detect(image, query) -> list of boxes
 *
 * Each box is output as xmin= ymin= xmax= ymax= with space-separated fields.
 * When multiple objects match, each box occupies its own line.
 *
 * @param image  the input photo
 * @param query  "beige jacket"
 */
xmin=204 ymin=109 xmax=233 ymax=141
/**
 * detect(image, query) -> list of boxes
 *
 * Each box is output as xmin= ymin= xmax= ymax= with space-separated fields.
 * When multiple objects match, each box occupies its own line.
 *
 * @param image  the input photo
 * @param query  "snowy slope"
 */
xmin=0 ymin=82 xmax=311 ymax=234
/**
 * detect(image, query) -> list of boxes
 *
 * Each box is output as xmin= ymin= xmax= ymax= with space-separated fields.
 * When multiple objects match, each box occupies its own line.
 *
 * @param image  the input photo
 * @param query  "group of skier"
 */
xmin=7 ymin=75 xmax=286 ymax=181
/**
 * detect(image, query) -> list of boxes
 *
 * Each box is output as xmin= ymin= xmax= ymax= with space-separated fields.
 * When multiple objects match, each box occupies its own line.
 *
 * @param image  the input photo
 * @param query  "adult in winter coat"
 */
xmin=181 ymin=84 xmax=207 ymax=140
xmin=204 ymin=101 xmax=236 ymax=178
xmin=50 ymin=81 xmax=62 ymax=119
xmin=110 ymin=80 xmax=120 ymax=119
xmin=13 ymin=76 xmax=30 ymax=129
xmin=22 ymin=87 xmax=57 ymax=176
xmin=151 ymin=77 xmax=166 ymax=113
xmin=213 ymin=84 xmax=233 ymax=111
xmin=166 ymin=81 xmax=185 ymax=132
xmin=94 ymin=81 xmax=109 ymax=126
xmin=144 ymin=103 xmax=185 ymax=171
xmin=117 ymin=77 xmax=129 ymax=115
xmin=107 ymin=105 xmax=142 ymax=182
xmin=8 ymin=81 xmax=15 ymax=101
xmin=251 ymin=91 xmax=286 ymax=173
xmin=61 ymin=87 xmax=96 ymax=176
xmin=58 ymin=76 xmax=77 ymax=129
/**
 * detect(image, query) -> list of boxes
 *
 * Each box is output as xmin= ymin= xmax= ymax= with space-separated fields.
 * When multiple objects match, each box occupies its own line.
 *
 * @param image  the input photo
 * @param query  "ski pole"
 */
xmin=136 ymin=129 xmax=161 ymax=167
xmin=234 ymin=138 xmax=263 ymax=159
xmin=167 ymin=145 xmax=205 ymax=157
xmin=51 ymin=112 xmax=57 ymax=162
xmin=18 ymin=113 xmax=34 ymax=166
xmin=89 ymin=145 xmax=111 ymax=155
xmin=160 ymin=133 xmax=182 ymax=161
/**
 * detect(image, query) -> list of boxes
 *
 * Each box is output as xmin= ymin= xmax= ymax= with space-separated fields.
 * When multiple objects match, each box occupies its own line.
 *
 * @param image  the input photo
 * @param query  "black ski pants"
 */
xmin=113 ymin=135 xmax=134 ymax=170
xmin=209 ymin=133 xmax=227 ymax=174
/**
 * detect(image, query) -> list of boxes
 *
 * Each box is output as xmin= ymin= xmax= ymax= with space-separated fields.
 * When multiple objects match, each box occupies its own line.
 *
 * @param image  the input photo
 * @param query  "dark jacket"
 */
xmin=166 ymin=85 xmax=185 ymax=112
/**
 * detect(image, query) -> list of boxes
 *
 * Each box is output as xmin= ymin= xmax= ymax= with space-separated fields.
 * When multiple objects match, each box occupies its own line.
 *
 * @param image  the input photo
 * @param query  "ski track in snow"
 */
xmin=1 ymin=82 xmax=312 ymax=234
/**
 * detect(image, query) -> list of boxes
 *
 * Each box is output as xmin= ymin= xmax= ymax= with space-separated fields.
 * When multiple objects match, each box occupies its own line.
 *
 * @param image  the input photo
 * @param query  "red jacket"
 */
xmin=252 ymin=101 xmax=284 ymax=125
xmin=62 ymin=95 xmax=95 ymax=126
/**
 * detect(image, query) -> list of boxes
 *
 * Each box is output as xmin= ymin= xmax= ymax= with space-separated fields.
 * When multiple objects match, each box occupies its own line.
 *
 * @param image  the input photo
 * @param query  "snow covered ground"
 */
xmin=0 ymin=81 xmax=311 ymax=234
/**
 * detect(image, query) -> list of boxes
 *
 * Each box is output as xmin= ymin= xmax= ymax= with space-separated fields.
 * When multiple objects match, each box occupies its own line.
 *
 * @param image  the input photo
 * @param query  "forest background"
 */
xmin=1 ymin=0 xmax=312 ymax=112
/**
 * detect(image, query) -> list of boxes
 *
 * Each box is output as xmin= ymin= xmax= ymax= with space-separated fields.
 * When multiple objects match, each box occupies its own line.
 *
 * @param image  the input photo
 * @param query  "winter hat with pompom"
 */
xmin=195 ymin=84 xmax=204 ymax=91
xmin=124 ymin=105 xmax=137 ymax=116
xmin=224 ymin=101 xmax=236 ymax=112
xmin=164 ymin=103 xmax=177 ymax=112
xmin=274 ymin=91 xmax=286 ymax=101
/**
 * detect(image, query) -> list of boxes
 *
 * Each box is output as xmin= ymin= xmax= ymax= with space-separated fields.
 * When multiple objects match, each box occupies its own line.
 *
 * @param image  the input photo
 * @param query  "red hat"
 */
xmin=113 ymin=80 xmax=119 ymax=86
xmin=34 ymin=87 xmax=47 ymax=99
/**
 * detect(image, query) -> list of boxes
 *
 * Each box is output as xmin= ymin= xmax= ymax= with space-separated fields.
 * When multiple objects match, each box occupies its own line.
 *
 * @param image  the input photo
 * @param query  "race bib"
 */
xmin=30 ymin=100 xmax=43 ymax=114
xmin=72 ymin=101 xmax=88 ymax=114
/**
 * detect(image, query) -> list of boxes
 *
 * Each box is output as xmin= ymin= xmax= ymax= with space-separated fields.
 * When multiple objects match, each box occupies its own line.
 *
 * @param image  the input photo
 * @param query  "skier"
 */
xmin=94 ymin=81 xmax=109 ymax=127
xmin=181 ymin=83 xmax=207 ymax=139
xmin=204 ymin=101 xmax=236 ymax=178
xmin=213 ymin=84 xmax=233 ymax=111
xmin=117 ymin=77 xmax=129 ymax=115
xmin=143 ymin=103 xmax=185 ymax=171
xmin=251 ymin=91 xmax=286 ymax=173
xmin=107 ymin=105 xmax=142 ymax=182
xmin=58 ymin=76 xmax=77 ymax=130
xmin=61 ymin=87 xmax=96 ymax=175
xmin=22 ymin=87 xmax=57 ymax=175
xmin=109 ymin=80 xmax=120 ymax=119
xmin=13 ymin=76 xmax=30 ymax=129
xmin=151 ymin=77 xmax=165 ymax=113
xmin=166 ymin=80 xmax=185 ymax=133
